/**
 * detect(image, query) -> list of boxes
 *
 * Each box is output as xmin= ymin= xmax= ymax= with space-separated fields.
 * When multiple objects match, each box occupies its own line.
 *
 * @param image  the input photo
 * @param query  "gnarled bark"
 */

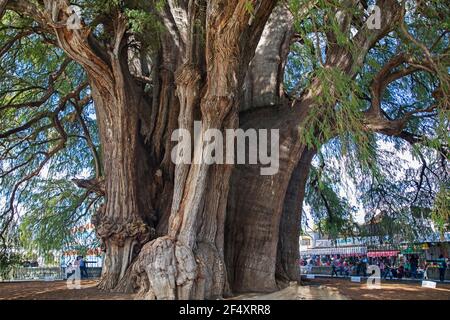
xmin=122 ymin=0 xmax=278 ymax=300
xmin=241 ymin=5 xmax=294 ymax=111
xmin=30 ymin=1 xmax=167 ymax=290
xmin=89 ymin=61 xmax=156 ymax=290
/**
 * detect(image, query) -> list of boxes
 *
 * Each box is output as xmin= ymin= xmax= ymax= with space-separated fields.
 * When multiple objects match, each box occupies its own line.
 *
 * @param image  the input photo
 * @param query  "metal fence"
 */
xmin=2 ymin=267 xmax=103 ymax=281
xmin=7 ymin=267 xmax=65 ymax=281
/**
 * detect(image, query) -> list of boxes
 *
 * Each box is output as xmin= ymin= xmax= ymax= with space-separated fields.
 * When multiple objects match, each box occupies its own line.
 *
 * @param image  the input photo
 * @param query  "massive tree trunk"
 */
xmin=224 ymin=1 xmax=403 ymax=293
xmin=225 ymin=95 xmax=317 ymax=293
xmin=34 ymin=2 xmax=182 ymax=290
xmin=116 ymin=0 xmax=278 ymax=300
xmin=19 ymin=0 xmax=297 ymax=298
xmin=90 ymin=76 xmax=155 ymax=290
xmin=45 ymin=12 xmax=156 ymax=290
xmin=223 ymin=5 xmax=317 ymax=292
xmin=4 ymin=0 xmax=417 ymax=300
xmin=39 ymin=0 xmax=374 ymax=297
xmin=90 ymin=1 xmax=311 ymax=298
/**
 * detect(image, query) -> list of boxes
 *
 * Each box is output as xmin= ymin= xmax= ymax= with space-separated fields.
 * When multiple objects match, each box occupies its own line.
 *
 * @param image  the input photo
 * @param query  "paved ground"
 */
xmin=0 ymin=278 xmax=448 ymax=300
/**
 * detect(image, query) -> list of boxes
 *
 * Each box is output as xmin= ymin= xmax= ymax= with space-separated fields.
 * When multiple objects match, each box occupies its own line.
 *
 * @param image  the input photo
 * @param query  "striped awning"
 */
xmin=301 ymin=246 xmax=367 ymax=256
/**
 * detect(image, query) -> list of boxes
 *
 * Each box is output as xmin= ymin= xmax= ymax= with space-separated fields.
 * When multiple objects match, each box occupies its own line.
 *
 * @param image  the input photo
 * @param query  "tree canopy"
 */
xmin=1 ymin=0 xmax=448 ymax=255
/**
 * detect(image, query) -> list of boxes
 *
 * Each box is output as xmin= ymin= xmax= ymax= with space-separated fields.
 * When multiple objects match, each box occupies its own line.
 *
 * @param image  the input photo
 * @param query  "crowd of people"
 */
xmin=300 ymin=254 xmax=449 ymax=282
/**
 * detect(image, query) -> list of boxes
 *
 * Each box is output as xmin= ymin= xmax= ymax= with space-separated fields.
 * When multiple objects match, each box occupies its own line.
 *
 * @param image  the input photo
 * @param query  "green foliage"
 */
xmin=299 ymin=67 xmax=369 ymax=151
xmin=244 ymin=1 xmax=255 ymax=16
xmin=0 ymin=9 xmax=100 ymax=255
xmin=0 ymin=250 xmax=22 ymax=280
xmin=65 ymin=0 xmax=164 ymax=53
xmin=305 ymin=156 xmax=357 ymax=239
xmin=124 ymin=1 xmax=166 ymax=51
xmin=431 ymin=184 xmax=450 ymax=237
xmin=288 ymin=0 xmax=449 ymax=240
xmin=18 ymin=179 xmax=100 ymax=253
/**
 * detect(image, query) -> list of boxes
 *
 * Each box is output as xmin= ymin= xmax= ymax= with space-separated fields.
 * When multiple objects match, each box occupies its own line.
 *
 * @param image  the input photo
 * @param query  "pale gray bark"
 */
xmin=241 ymin=5 xmax=294 ymax=111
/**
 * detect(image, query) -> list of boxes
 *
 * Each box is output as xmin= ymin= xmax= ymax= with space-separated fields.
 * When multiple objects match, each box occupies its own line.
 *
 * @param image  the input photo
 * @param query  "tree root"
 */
xmin=131 ymin=236 xmax=197 ymax=300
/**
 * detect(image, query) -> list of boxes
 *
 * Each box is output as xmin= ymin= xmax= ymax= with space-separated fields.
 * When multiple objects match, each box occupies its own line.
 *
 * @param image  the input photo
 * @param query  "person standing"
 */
xmin=379 ymin=260 xmax=385 ymax=278
xmin=361 ymin=256 xmax=368 ymax=277
xmin=72 ymin=256 xmax=81 ymax=281
xmin=331 ymin=259 xmax=339 ymax=277
xmin=438 ymin=254 xmax=447 ymax=282
xmin=79 ymin=256 xmax=89 ymax=279
xmin=423 ymin=262 xmax=430 ymax=280
xmin=74 ymin=256 xmax=80 ymax=269
xmin=410 ymin=255 xmax=418 ymax=279
xmin=356 ymin=258 xmax=361 ymax=276
xmin=384 ymin=263 xmax=393 ymax=280
xmin=339 ymin=259 xmax=345 ymax=276
xmin=397 ymin=264 xmax=405 ymax=279
xmin=307 ymin=259 xmax=313 ymax=274
xmin=343 ymin=262 xmax=350 ymax=277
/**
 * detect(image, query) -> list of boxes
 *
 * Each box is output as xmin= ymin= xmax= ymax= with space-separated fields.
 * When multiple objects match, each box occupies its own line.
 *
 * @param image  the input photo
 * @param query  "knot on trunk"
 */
xmin=72 ymin=177 xmax=105 ymax=196
xmin=92 ymin=206 xmax=154 ymax=247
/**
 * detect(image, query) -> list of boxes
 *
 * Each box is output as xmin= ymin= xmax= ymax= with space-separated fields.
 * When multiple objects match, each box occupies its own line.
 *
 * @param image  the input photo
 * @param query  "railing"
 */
xmin=1 ymin=267 xmax=103 ymax=281
xmin=7 ymin=267 xmax=64 ymax=281
xmin=300 ymin=265 xmax=450 ymax=280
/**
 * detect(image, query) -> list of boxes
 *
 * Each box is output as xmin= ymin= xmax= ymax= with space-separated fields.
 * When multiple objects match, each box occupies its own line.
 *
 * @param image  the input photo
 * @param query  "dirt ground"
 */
xmin=306 ymin=278 xmax=450 ymax=300
xmin=0 ymin=278 xmax=448 ymax=300
xmin=0 ymin=280 xmax=132 ymax=300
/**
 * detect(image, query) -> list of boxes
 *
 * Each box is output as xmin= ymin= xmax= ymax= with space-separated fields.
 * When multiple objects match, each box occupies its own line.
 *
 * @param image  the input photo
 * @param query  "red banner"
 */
xmin=367 ymin=251 xmax=399 ymax=257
